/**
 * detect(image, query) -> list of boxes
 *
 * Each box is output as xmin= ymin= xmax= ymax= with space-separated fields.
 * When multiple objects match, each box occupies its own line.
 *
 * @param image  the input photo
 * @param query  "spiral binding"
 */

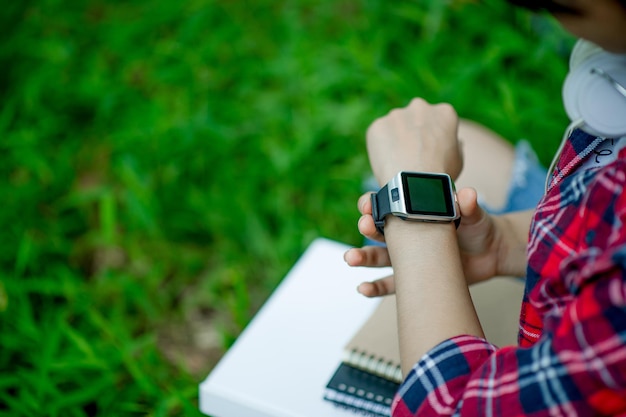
xmin=343 ymin=348 xmax=403 ymax=383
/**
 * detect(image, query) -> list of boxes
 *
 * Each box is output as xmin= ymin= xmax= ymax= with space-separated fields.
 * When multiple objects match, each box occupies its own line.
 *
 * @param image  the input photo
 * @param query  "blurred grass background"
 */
xmin=1 ymin=0 xmax=573 ymax=415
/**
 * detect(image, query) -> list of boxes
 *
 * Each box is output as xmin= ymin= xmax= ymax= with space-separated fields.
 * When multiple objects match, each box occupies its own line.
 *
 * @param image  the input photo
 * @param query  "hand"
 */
xmin=366 ymin=98 xmax=463 ymax=186
xmin=344 ymin=188 xmax=502 ymax=297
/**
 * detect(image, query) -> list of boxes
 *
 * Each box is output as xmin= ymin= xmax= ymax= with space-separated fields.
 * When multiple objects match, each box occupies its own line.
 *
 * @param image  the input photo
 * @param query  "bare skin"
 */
xmin=551 ymin=0 xmax=626 ymax=53
xmin=345 ymin=191 xmax=532 ymax=297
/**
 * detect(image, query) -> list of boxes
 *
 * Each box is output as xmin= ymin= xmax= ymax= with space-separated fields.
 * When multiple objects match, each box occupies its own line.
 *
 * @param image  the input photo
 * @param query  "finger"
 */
xmin=357 ymin=275 xmax=396 ymax=297
xmin=457 ymin=187 xmax=487 ymax=227
xmin=357 ymin=192 xmax=374 ymax=215
xmin=344 ymin=246 xmax=391 ymax=267
xmin=358 ymin=214 xmax=384 ymax=242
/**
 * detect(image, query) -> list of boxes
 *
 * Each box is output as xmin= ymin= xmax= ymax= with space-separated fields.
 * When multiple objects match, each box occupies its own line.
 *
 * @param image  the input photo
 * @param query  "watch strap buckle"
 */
xmin=371 ymin=190 xmax=387 ymax=235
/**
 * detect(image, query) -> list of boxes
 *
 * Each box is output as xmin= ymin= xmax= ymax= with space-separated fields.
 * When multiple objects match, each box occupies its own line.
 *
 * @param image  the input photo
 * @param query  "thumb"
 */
xmin=457 ymin=187 xmax=487 ymax=227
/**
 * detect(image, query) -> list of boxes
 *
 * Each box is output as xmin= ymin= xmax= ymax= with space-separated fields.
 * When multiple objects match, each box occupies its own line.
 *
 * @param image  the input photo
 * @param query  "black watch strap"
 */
xmin=371 ymin=185 xmax=391 ymax=235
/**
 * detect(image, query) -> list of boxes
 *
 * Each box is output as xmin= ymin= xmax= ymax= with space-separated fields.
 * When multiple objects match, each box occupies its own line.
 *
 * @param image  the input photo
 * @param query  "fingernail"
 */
xmin=358 ymin=215 xmax=366 ymax=228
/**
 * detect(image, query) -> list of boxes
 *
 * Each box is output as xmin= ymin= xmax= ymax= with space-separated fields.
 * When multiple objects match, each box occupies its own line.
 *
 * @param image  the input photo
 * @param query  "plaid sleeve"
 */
xmin=392 ymin=165 xmax=626 ymax=417
xmin=393 ymin=273 xmax=626 ymax=417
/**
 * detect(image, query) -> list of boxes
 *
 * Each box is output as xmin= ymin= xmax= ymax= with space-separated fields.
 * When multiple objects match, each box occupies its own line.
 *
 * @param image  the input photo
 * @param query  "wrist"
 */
xmin=385 ymin=217 xmax=459 ymax=272
xmin=385 ymin=215 xmax=458 ymax=234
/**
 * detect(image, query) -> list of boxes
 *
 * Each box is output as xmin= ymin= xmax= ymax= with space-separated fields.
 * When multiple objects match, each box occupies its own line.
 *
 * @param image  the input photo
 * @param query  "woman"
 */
xmin=345 ymin=0 xmax=626 ymax=415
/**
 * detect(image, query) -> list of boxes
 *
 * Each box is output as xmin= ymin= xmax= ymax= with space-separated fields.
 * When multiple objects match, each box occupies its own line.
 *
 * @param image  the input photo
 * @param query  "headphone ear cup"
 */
xmin=563 ymin=44 xmax=626 ymax=138
xmin=569 ymin=39 xmax=604 ymax=71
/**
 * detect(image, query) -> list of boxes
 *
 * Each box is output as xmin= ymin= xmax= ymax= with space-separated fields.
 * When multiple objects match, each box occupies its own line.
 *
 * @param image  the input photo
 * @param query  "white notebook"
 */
xmin=199 ymin=238 xmax=390 ymax=417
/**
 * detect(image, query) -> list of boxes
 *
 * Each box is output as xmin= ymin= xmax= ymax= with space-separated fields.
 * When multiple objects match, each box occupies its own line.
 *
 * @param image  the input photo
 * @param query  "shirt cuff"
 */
xmin=392 ymin=335 xmax=497 ymax=416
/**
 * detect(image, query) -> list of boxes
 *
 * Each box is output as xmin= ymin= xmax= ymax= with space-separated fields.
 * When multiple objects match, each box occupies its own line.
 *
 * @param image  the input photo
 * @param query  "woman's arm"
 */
xmin=384 ymin=217 xmax=484 ymax=374
xmin=360 ymin=98 xmax=487 ymax=371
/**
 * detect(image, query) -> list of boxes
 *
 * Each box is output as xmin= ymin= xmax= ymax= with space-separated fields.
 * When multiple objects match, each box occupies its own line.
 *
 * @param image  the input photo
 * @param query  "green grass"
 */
xmin=1 ymin=0 xmax=573 ymax=415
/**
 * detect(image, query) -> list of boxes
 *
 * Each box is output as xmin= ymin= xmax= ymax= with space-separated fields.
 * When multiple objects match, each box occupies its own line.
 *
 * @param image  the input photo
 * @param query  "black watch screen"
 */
xmin=401 ymin=172 xmax=455 ymax=217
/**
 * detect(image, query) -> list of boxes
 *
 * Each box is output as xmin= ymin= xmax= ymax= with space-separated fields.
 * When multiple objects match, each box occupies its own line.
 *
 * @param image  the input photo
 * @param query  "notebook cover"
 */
xmin=323 ymin=363 xmax=399 ymax=417
xmin=342 ymin=295 xmax=402 ymax=383
xmin=199 ymin=238 xmax=393 ymax=417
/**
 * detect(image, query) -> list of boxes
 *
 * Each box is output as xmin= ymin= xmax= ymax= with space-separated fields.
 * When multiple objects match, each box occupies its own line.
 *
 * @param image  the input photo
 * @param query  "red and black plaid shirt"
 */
xmin=393 ymin=129 xmax=626 ymax=416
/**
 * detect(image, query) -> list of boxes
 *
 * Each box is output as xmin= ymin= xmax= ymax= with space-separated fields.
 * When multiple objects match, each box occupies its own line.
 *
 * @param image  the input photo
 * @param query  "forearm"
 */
xmin=384 ymin=217 xmax=485 ymax=375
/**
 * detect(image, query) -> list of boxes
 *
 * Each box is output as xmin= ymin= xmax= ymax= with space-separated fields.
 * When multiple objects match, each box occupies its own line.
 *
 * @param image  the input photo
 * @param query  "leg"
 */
xmin=455 ymin=119 xmax=516 ymax=211
xmin=454 ymin=120 xmax=521 ymax=346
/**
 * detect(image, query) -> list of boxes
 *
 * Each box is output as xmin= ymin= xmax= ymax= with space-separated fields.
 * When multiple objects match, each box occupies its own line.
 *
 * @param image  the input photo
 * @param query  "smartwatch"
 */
xmin=371 ymin=171 xmax=460 ymax=234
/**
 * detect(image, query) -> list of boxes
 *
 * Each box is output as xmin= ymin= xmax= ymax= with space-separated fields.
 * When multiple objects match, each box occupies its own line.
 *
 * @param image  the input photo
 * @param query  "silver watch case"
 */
xmin=385 ymin=171 xmax=460 ymax=223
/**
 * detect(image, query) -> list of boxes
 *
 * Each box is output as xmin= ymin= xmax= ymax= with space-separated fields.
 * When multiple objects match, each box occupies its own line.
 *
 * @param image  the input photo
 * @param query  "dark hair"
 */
xmin=507 ymin=0 xmax=626 ymax=14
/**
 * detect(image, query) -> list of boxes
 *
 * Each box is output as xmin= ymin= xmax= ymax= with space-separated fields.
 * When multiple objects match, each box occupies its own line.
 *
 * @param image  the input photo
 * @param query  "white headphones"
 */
xmin=562 ymin=39 xmax=626 ymax=138
xmin=546 ymin=40 xmax=626 ymax=190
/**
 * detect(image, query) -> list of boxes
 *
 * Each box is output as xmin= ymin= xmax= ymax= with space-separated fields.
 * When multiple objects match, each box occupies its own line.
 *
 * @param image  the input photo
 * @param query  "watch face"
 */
xmin=401 ymin=172 xmax=455 ymax=216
